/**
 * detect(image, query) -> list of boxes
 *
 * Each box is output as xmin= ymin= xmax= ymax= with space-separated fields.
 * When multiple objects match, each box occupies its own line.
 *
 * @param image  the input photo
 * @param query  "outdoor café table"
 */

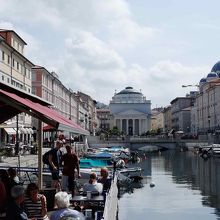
xmin=70 ymin=195 xmax=105 ymax=203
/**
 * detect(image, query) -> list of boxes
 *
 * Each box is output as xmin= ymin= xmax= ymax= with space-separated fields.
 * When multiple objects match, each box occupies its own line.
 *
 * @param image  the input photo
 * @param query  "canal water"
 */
xmin=118 ymin=150 xmax=220 ymax=220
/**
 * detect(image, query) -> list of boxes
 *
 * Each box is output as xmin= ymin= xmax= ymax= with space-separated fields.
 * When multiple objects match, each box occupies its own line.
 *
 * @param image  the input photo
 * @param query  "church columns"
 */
xmin=139 ymin=119 xmax=141 ymax=135
xmin=133 ymin=119 xmax=135 ymax=135
xmin=119 ymin=117 xmax=149 ymax=135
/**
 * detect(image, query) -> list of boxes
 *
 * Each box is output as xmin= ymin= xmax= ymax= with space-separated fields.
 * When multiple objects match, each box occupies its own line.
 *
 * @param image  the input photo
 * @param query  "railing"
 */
xmin=103 ymin=175 xmax=118 ymax=220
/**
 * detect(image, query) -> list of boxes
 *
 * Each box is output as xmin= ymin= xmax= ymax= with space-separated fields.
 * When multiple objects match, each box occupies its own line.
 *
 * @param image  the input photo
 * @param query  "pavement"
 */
xmin=0 ymin=148 xmax=49 ymax=168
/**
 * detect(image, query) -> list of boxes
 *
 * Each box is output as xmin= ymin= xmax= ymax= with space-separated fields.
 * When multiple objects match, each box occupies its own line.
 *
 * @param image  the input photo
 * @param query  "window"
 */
xmin=17 ymin=62 xmax=19 ymax=70
xmin=1 ymin=75 xmax=4 ymax=81
xmin=2 ymin=51 xmax=5 ymax=61
xmin=7 ymin=55 xmax=10 ymax=64
xmin=32 ymin=72 xmax=36 ymax=81
xmin=12 ymin=59 xmax=15 ymax=67
xmin=28 ymin=70 xmax=31 ymax=79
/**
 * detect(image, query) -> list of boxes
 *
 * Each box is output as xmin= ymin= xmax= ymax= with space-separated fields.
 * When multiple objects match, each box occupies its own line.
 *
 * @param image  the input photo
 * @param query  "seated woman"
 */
xmin=97 ymin=168 xmax=112 ymax=193
xmin=83 ymin=173 xmax=103 ymax=195
xmin=24 ymin=183 xmax=49 ymax=220
xmin=50 ymin=191 xmax=85 ymax=220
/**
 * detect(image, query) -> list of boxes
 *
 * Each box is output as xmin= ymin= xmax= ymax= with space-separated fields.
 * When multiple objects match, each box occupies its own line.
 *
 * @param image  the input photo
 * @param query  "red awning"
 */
xmin=43 ymin=124 xmax=56 ymax=132
xmin=0 ymin=87 xmax=89 ymax=135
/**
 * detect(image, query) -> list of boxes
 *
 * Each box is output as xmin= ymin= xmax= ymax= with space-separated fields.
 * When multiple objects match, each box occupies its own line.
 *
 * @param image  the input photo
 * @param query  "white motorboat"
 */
xmin=199 ymin=144 xmax=220 ymax=158
xmin=118 ymin=167 xmax=142 ymax=178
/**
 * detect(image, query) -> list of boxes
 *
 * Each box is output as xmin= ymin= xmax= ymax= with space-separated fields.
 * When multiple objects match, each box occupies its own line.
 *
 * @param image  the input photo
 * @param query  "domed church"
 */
xmin=109 ymin=87 xmax=151 ymax=136
xmin=199 ymin=61 xmax=220 ymax=87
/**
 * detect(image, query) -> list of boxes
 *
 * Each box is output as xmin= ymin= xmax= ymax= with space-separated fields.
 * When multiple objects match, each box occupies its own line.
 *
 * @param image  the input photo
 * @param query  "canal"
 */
xmin=118 ymin=150 xmax=220 ymax=220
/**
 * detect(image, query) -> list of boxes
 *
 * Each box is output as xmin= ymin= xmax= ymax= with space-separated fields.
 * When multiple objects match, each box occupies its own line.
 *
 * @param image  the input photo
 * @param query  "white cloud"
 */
xmin=144 ymin=61 xmax=210 ymax=106
xmin=0 ymin=0 xmax=212 ymax=107
xmin=0 ymin=21 xmax=14 ymax=29
xmin=64 ymin=31 xmax=125 ymax=70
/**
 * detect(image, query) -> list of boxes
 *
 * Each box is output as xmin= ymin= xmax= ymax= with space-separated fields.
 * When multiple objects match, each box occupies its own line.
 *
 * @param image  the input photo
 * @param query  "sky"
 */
xmin=0 ymin=0 xmax=219 ymax=107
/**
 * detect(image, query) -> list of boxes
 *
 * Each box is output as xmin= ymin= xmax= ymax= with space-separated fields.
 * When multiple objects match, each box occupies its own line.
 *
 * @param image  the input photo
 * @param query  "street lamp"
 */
xmin=182 ymin=84 xmax=199 ymax=88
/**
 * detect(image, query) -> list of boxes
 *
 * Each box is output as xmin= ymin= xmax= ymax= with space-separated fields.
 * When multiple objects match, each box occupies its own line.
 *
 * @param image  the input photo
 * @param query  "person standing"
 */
xmin=48 ymin=140 xmax=63 ymax=190
xmin=61 ymin=145 xmax=81 ymax=196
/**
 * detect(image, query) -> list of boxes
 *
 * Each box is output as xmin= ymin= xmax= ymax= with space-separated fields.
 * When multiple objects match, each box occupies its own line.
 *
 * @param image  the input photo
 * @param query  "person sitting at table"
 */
xmin=83 ymin=173 xmax=103 ymax=195
xmin=0 ymin=179 xmax=7 ymax=215
xmin=50 ymin=191 xmax=85 ymax=220
xmin=97 ymin=167 xmax=112 ymax=193
xmin=6 ymin=185 xmax=29 ymax=220
xmin=0 ymin=169 xmax=10 ymax=195
xmin=8 ymin=167 xmax=21 ymax=189
xmin=24 ymin=182 xmax=49 ymax=220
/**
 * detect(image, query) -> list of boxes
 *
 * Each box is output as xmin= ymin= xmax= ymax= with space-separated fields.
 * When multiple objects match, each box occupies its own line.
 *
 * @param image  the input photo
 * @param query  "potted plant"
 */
xmin=0 ymin=148 xmax=7 ymax=162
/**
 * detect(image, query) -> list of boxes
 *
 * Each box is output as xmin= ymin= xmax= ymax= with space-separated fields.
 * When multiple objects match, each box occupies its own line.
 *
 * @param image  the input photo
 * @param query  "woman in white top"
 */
xmin=83 ymin=173 xmax=103 ymax=194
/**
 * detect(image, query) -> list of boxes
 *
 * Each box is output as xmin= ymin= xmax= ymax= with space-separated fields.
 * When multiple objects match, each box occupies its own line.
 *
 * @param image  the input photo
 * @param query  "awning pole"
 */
xmin=37 ymin=120 xmax=43 ymax=190
xmin=15 ymin=115 xmax=20 ymax=175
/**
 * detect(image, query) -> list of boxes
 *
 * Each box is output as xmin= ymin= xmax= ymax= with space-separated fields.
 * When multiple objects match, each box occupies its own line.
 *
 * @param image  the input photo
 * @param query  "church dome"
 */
xmin=200 ymin=78 xmax=206 ymax=83
xmin=117 ymin=86 xmax=142 ymax=95
xmin=206 ymin=72 xmax=219 ymax=82
xmin=211 ymin=61 xmax=220 ymax=72
xmin=111 ymin=86 xmax=146 ymax=104
xmin=199 ymin=78 xmax=206 ymax=87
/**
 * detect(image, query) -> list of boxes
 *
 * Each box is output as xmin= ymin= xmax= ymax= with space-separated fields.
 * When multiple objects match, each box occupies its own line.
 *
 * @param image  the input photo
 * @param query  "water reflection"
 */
xmin=119 ymin=151 xmax=220 ymax=220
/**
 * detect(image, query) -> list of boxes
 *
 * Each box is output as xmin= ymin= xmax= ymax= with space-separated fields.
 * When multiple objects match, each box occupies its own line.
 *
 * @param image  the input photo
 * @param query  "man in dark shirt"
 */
xmin=61 ymin=145 xmax=80 ymax=196
xmin=48 ymin=140 xmax=63 ymax=190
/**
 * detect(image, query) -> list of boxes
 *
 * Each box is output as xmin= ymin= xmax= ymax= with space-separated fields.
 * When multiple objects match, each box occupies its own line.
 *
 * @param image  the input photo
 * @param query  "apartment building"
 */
xmin=77 ymin=91 xmax=98 ymax=135
xmin=96 ymin=108 xmax=111 ymax=131
xmin=0 ymin=29 xmax=34 ymax=144
xmin=31 ymin=66 xmax=91 ymax=138
xmin=151 ymin=108 xmax=164 ymax=132
xmin=195 ymin=78 xmax=220 ymax=134
xmin=163 ymin=106 xmax=172 ymax=132
xmin=170 ymin=96 xmax=194 ymax=133
xmin=32 ymin=66 xmax=79 ymax=122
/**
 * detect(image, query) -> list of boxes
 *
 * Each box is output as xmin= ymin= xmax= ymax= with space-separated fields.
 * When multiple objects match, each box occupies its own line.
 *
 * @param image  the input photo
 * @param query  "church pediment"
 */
xmin=116 ymin=109 xmax=146 ymax=116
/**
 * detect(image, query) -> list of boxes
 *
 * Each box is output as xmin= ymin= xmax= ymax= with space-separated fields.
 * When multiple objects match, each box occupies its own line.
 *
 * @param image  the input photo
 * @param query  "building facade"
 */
xmin=170 ymin=96 xmax=194 ymax=133
xmin=109 ymin=86 xmax=151 ymax=135
xmin=195 ymin=78 xmax=220 ymax=134
xmin=151 ymin=109 xmax=164 ymax=132
xmin=163 ymin=106 xmax=172 ymax=132
xmin=31 ymin=66 xmax=93 ymax=137
xmin=0 ymin=29 xmax=34 ymax=144
xmin=32 ymin=66 xmax=78 ymax=123
xmin=96 ymin=108 xmax=111 ymax=131
xmin=76 ymin=92 xmax=98 ymax=135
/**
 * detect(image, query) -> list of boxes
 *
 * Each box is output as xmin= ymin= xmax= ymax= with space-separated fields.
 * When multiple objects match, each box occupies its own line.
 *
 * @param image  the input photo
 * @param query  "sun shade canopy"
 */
xmin=0 ymin=83 xmax=89 ymax=135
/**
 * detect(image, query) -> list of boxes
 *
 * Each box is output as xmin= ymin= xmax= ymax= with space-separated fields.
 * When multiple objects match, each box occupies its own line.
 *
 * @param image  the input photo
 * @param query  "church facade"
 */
xmin=109 ymin=87 xmax=151 ymax=136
